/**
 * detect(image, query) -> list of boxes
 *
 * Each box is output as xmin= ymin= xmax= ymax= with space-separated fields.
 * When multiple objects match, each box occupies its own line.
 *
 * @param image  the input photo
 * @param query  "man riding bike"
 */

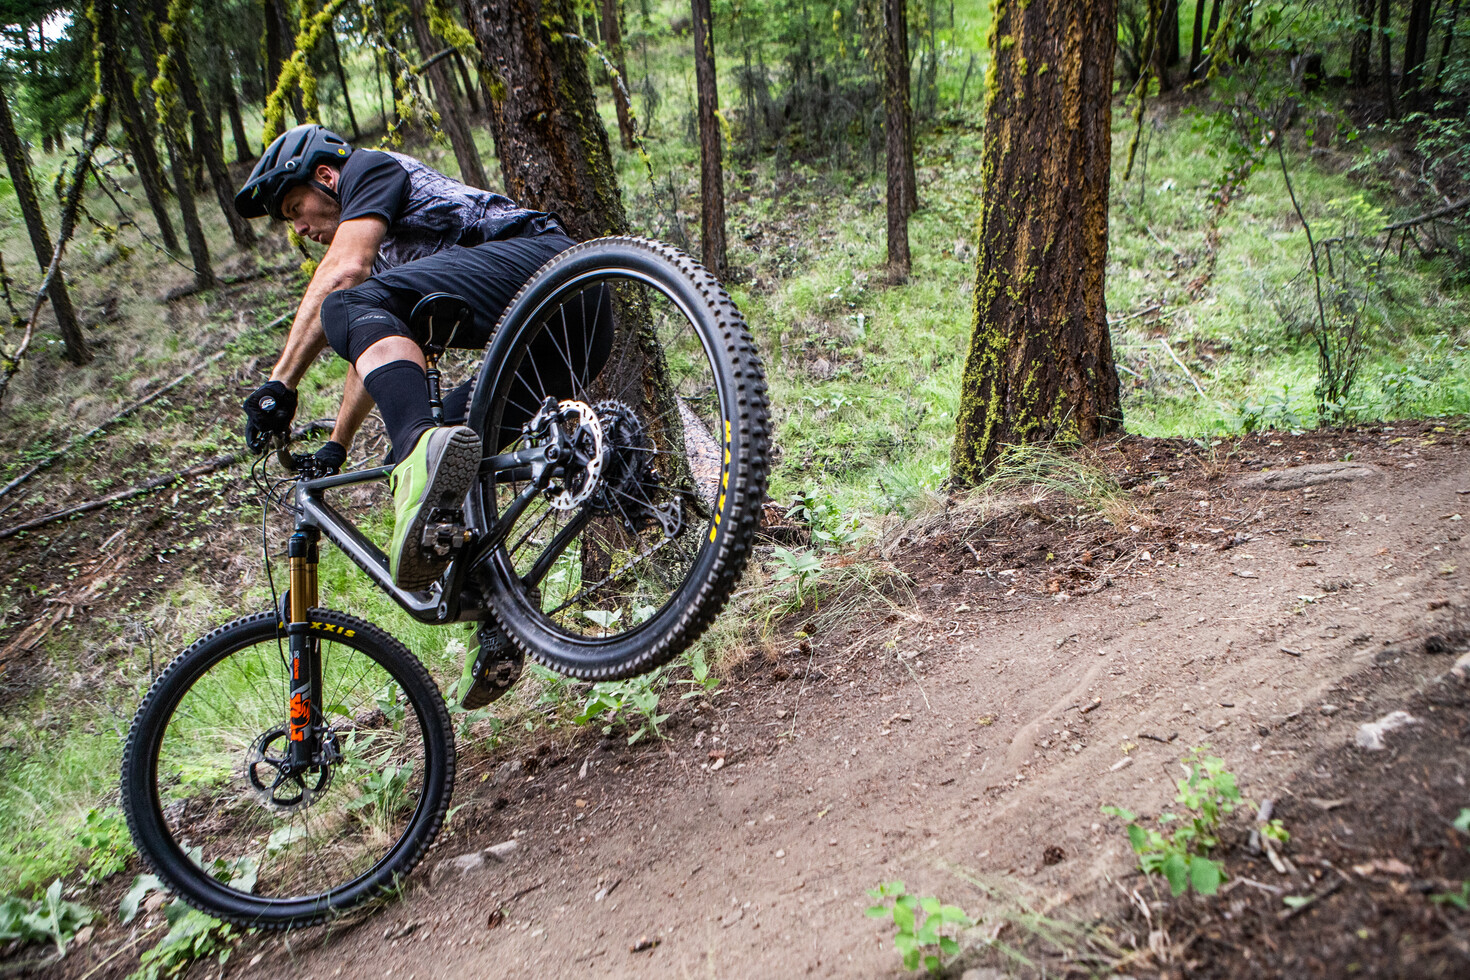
xmin=234 ymin=124 xmax=611 ymax=709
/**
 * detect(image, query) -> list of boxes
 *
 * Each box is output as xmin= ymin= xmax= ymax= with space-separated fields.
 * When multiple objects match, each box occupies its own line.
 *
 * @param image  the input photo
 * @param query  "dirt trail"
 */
xmin=37 ymin=425 xmax=1468 ymax=979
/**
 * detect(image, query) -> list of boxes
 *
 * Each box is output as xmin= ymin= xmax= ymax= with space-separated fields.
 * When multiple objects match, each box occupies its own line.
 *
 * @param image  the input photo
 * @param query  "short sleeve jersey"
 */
xmin=335 ymin=149 xmax=562 ymax=273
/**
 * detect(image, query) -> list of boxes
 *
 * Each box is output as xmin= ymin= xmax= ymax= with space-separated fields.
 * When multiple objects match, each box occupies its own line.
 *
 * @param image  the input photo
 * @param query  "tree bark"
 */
xmin=1435 ymin=0 xmax=1463 ymax=89
xmin=1403 ymin=0 xmax=1433 ymax=95
xmin=99 ymin=2 xmax=180 ymax=253
xmin=222 ymin=61 xmax=255 ymax=162
xmin=690 ymin=0 xmax=727 ymax=277
xmin=0 ymin=78 xmax=89 ymax=365
xmin=264 ymin=0 xmax=306 ymax=123
xmin=1161 ymin=0 xmax=1180 ymax=66
xmin=1151 ymin=0 xmax=1175 ymax=91
xmin=155 ymin=0 xmax=256 ymax=248
xmin=1350 ymin=0 xmax=1374 ymax=86
xmin=1189 ymin=0 xmax=1207 ymax=77
xmin=899 ymin=0 xmax=918 ymax=215
xmin=464 ymin=0 xmax=629 ymax=239
xmin=452 ymin=52 xmax=483 ymax=114
xmin=328 ymin=23 xmax=362 ymax=140
xmin=410 ymin=1 xmax=490 ymax=187
xmin=950 ymin=0 xmax=1121 ymax=483
xmin=1379 ymin=0 xmax=1399 ymax=116
xmin=601 ymin=0 xmax=636 ymax=149
xmin=884 ymin=0 xmax=911 ymax=278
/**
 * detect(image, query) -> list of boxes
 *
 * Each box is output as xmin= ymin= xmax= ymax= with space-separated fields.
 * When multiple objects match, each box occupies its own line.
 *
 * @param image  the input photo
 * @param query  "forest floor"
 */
xmin=16 ymin=418 xmax=1466 ymax=979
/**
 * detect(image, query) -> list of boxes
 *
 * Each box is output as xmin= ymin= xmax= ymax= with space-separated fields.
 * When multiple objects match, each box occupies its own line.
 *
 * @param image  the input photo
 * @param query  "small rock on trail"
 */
xmin=1239 ymin=462 xmax=1381 ymax=490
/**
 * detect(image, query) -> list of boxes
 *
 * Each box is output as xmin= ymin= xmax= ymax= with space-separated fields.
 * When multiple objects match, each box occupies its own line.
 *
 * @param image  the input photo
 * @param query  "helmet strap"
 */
xmin=309 ymin=179 xmax=341 ymax=207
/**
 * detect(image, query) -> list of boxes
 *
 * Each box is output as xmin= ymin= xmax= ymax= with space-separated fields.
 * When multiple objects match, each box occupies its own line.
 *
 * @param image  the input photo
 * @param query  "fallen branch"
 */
xmin=0 ymin=97 xmax=111 ymax=407
xmin=0 ymin=351 xmax=228 ymax=502
xmin=1158 ymin=338 xmax=1207 ymax=398
xmin=162 ymin=262 xmax=303 ymax=301
xmin=1382 ymin=195 xmax=1470 ymax=233
xmin=0 ymin=452 xmax=242 ymax=541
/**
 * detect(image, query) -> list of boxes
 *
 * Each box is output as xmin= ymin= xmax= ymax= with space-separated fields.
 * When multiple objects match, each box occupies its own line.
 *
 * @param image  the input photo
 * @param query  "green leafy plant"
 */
xmin=0 ymin=879 xmax=93 ymax=956
xmin=1101 ymin=747 xmax=1243 ymax=897
xmin=129 ymin=901 xmax=237 ymax=979
xmin=76 ymin=806 xmax=135 ymax=885
xmin=573 ymin=671 xmax=670 ymax=744
xmin=771 ymin=546 xmax=825 ymax=607
xmin=864 ymin=880 xmax=973 ymax=973
xmin=677 ymin=647 xmax=721 ymax=699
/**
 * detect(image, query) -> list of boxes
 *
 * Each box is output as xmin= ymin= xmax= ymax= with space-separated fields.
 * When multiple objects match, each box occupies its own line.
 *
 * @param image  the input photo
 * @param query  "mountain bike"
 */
xmin=120 ymin=238 xmax=770 ymax=928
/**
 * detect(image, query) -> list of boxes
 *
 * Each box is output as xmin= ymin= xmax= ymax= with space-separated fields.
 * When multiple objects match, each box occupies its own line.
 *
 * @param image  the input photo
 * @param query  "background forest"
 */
xmin=0 ymin=0 xmax=1467 ymax=973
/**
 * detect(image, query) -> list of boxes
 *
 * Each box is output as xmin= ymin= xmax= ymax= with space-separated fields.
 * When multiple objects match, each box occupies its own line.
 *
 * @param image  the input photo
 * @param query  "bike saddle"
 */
xmin=407 ymin=293 xmax=473 ymax=354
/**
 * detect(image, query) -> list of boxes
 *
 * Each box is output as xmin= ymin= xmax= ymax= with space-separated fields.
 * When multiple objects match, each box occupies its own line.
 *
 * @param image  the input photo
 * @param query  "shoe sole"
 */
xmin=394 ymin=427 xmax=481 ymax=591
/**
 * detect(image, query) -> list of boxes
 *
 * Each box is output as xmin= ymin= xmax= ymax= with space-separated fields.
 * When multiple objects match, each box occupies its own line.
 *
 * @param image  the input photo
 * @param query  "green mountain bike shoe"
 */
xmin=456 ymin=620 xmax=524 ymax=710
xmin=388 ymin=425 xmax=482 ymax=590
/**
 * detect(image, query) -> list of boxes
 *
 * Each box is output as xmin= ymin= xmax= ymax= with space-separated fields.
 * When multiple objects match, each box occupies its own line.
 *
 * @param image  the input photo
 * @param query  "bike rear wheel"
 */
xmin=120 ymin=610 xmax=454 ymax=928
xmin=467 ymin=237 xmax=770 ymax=680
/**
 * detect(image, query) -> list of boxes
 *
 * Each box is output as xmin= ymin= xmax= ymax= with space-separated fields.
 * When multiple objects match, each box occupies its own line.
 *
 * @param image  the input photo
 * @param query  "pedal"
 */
xmin=421 ymin=508 xmax=472 ymax=557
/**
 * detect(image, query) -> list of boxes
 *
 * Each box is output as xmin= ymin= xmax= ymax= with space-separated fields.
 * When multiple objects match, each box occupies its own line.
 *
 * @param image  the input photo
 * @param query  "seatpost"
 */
xmin=286 ymin=527 xmax=321 ymax=771
xmin=424 ymin=342 xmax=445 ymax=425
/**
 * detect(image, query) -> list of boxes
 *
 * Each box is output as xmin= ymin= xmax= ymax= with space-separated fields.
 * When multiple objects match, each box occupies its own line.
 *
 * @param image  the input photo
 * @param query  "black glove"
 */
xmin=243 ymin=380 xmax=298 ymax=452
xmin=311 ymin=441 xmax=347 ymax=476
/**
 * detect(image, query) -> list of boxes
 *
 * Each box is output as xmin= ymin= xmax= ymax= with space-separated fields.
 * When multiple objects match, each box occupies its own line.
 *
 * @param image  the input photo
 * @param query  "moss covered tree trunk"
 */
xmin=155 ymin=0 xmax=256 ymax=249
xmin=884 ymin=0 xmax=911 ymax=278
xmin=950 ymin=0 xmax=1121 ymax=484
xmin=327 ymin=23 xmax=362 ymax=140
xmin=99 ymin=0 xmax=180 ymax=253
xmin=690 ymin=0 xmax=727 ymax=277
xmin=601 ymin=0 xmax=636 ymax=149
xmin=410 ymin=1 xmax=490 ymax=187
xmin=0 ymin=78 xmax=89 ymax=366
xmin=464 ymin=0 xmax=629 ymax=239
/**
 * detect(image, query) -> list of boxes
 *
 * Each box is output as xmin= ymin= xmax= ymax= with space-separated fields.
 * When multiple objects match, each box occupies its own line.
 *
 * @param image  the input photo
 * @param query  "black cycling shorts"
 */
xmin=321 ymin=232 xmax=614 ymax=448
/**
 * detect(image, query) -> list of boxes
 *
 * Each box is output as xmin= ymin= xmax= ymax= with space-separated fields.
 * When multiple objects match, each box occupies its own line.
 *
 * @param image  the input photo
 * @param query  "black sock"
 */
xmin=361 ymin=361 xmax=436 ymax=464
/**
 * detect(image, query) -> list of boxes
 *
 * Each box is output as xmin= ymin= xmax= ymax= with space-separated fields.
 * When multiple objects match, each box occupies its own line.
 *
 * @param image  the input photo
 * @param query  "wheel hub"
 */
xmin=245 ymin=727 xmax=338 ymax=812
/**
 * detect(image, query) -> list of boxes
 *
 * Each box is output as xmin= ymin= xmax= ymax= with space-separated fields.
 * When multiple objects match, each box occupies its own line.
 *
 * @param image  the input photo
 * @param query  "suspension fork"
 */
xmin=286 ymin=527 xmax=322 ymax=771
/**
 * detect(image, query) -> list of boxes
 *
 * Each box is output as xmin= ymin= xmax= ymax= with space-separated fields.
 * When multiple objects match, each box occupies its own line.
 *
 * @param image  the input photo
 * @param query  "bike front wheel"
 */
xmin=120 ymin=610 xmax=455 ymax=928
xmin=467 ymin=237 xmax=770 ymax=680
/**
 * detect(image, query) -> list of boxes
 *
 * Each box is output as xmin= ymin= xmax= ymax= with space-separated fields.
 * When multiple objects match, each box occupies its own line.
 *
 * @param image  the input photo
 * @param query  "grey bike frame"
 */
xmin=281 ymin=440 xmax=563 ymax=626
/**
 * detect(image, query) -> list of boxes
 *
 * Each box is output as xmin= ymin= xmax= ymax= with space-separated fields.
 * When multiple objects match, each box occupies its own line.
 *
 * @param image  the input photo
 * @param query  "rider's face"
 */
xmin=281 ymin=166 xmax=342 ymax=245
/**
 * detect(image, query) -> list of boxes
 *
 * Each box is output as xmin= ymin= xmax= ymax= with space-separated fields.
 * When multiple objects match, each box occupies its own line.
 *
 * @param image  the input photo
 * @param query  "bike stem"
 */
xmin=285 ymin=527 xmax=321 ymax=772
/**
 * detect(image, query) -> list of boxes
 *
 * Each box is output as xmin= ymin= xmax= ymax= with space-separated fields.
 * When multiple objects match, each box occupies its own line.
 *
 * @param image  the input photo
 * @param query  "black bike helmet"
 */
xmin=234 ymin=124 xmax=353 ymax=221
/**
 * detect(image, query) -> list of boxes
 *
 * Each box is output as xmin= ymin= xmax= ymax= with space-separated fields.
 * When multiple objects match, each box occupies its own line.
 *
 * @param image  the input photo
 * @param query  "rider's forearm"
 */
xmin=329 ymin=367 xmax=375 ymax=450
xmin=269 ymin=253 xmax=374 ymax=389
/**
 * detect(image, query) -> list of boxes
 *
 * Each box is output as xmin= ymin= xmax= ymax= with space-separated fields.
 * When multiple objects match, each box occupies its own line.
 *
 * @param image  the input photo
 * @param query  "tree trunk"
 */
xmin=1151 ymin=0 xmax=1175 ymax=92
xmin=142 ymin=3 xmax=215 ymax=288
xmin=1403 ymin=0 xmax=1433 ymax=95
xmin=1379 ymin=0 xmax=1399 ymax=116
xmin=328 ymin=21 xmax=363 ymax=140
xmin=265 ymin=0 xmax=306 ymax=122
xmin=690 ymin=0 xmax=727 ymax=277
xmin=601 ymin=0 xmax=636 ymax=149
xmin=1189 ymin=0 xmax=1207 ymax=77
xmin=0 ymin=78 xmax=90 ymax=365
xmin=884 ymin=0 xmax=911 ymax=278
xmin=899 ymin=0 xmax=918 ymax=215
xmin=155 ymin=0 xmax=256 ymax=248
xmin=1435 ymin=0 xmax=1463 ymax=89
xmin=409 ymin=1 xmax=489 ymax=187
xmin=950 ymin=0 xmax=1121 ymax=484
xmin=100 ymin=2 xmax=180 ymax=253
xmin=465 ymin=0 xmax=629 ymax=239
xmin=1351 ymin=0 xmax=1374 ymax=86
xmin=223 ymin=61 xmax=255 ymax=162
xmin=452 ymin=52 xmax=483 ymax=115
xmin=1161 ymin=0 xmax=1180 ymax=66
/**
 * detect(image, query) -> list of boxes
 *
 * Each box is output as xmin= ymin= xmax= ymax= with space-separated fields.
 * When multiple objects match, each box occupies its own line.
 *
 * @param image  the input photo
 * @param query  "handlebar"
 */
xmin=260 ymin=420 xmax=337 ymax=475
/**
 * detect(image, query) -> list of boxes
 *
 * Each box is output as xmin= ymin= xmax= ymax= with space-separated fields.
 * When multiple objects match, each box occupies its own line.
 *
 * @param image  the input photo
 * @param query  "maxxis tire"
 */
xmin=120 ymin=610 xmax=455 ymax=929
xmin=466 ymin=237 xmax=770 ymax=680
